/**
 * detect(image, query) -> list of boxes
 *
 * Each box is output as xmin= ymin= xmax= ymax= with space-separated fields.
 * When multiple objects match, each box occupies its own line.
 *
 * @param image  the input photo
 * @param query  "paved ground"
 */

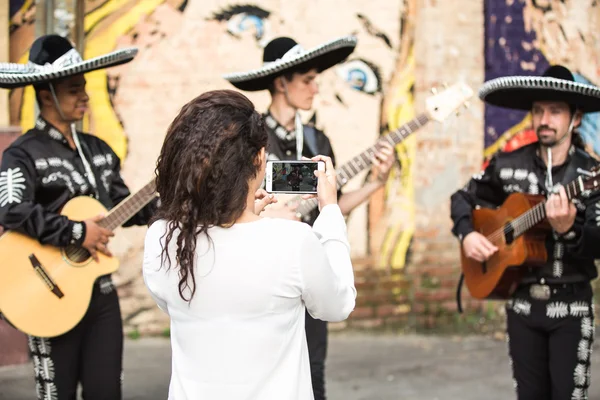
xmin=0 ymin=332 xmax=598 ymax=399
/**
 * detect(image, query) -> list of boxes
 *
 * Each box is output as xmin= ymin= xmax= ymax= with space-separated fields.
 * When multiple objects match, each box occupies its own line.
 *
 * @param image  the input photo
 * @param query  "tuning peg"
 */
xmin=431 ymin=87 xmax=438 ymax=94
xmin=463 ymin=101 xmax=471 ymax=109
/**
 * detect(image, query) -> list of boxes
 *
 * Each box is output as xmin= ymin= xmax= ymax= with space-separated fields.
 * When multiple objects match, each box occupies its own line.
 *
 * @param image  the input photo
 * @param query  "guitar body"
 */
xmin=0 ymin=196 xmax=119 ymax=338
xmin=461 ymin=193 xmax=550 ymax=300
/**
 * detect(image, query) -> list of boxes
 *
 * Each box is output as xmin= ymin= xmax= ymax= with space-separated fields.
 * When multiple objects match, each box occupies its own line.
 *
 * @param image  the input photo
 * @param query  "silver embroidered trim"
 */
xmin=47 ymin=128 xmax=63 ymax=141
xmin=223 ymin=36 xmax=357 ymax=83
xmin=480 ymin=76 xmax=600 ymax=102
xmin=578 ymin=339 xmax=591 ymax=362
xmin=553 ymin=260 xmax=563 ymax=278
xmin=574 ymin=363 xmax=588 ymax=387
xmin=572 ymin=387 xmax=586 ymax=400
xmin=0 ymin=167 xmax=26 ymax=206
xmin=100 ymin=169 xmax=113 ymax=194
xmin=571 ymin=302 xmax=590 ymax=317
xmin=61 ymin=160 xmax=74 ymax=171
xmin=42 ymin=172 xmax=75 ymax=194
xmin=507 ymin=299 xmax=531 ymax=316
xmin=98 ymin=277 xmax=115 ymax=295
xmin=500 ymin=168 xmax=514 ymax=180
xmin=582 ymin=317 xmax=594 ymax=339
xmin=72 ymin=223 xmax=83 ymax=241
xmin=514 ymin=169 xmax=528 ymax=180
xmin=34 ymin=159 xmax=49 ymax=170
xmin=503 ymin=184 xmax=523 ymax=193
xmin=43 ymin=382 xmax=58 ymax=400
xmin=547 ymin=302 xmax=569 ymax=318
xmin=47 ymin=158 xmax=62 ymax=167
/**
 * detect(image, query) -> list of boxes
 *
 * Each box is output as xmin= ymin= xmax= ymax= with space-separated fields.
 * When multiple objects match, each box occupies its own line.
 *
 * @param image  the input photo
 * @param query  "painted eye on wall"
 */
xmin=209 ymin=5 xmax=271 ymax=46
xmin=336 ymin=58 xmax=382 ymax=95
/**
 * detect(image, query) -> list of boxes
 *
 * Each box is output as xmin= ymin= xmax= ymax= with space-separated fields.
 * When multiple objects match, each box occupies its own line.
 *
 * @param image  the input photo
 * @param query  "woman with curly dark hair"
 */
xmin=142 ymin=89 xmax=355 ymax=399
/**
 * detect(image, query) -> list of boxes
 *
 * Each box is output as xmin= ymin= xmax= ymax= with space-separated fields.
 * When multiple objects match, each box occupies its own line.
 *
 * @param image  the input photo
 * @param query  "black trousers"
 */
xmin=305 ymin=309 xmax=328 ymax=400
xmin=29 ymin=277 xmax=123 ymax=400
xmin=506 ymin=281 xmax=595 ymax=400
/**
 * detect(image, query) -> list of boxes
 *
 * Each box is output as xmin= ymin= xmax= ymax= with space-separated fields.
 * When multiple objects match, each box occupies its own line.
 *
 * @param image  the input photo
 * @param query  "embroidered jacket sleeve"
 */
xmin=107 ymin=149 xmax=157 ymax=227
xmin=560 ymin=188 xmax=600 ymax=259
xmin=0 ymin=146 xmax=84 ymax=246
xmin=450 ymin=155 xmax=507 ymax=241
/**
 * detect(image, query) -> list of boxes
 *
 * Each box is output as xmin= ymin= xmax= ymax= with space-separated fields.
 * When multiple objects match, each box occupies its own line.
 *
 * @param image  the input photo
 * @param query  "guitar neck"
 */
xmin=509 ymin=176 xmax=587 ymax=238
xmin=98 ymin=180 xmax=157 ymax=231
xmin=295 ymin=113 xmax=430 ymax=218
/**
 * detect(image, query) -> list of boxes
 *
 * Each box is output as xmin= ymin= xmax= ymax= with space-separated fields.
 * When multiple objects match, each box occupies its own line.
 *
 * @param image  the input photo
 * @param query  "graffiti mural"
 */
xmin=8 ymin=0 xmax=419 ymax=330
xmin=484 ymin=0 xmax=600 ymax=162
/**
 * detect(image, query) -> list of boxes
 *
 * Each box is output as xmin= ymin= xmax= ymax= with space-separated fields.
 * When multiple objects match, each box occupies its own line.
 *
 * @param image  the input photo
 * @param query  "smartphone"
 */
xmin=265 ymin=160 xmax=325 ymax=194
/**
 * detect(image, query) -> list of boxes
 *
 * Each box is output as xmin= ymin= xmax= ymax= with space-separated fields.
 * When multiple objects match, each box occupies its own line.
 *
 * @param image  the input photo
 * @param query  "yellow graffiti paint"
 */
xmin=378 ymin=49 xmax=416 ymax=270
xmin=483 ymin=114 xmax=532 ymax=159
xmin=84 ymin=0 xmax=165 ymax=160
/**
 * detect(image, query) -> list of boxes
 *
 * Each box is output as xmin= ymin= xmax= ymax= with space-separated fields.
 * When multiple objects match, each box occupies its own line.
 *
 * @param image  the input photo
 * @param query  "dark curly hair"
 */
xmin=153 ymin=89 xmax=268 ymax=301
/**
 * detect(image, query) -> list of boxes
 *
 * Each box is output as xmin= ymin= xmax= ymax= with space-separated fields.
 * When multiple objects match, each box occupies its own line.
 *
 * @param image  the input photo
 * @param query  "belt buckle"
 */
xmin=529 ymin=284 xmax=551 ymax=300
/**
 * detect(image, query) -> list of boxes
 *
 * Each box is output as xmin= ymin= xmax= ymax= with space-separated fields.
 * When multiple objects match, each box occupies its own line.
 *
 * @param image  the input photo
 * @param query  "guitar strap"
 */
xmin=303 ymin=125 xmax=320 ymax=157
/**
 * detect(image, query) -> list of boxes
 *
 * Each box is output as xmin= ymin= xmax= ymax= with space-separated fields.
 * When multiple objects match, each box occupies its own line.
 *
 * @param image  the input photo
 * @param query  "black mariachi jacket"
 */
xmin=0 ymin=117 xmax=156 ymax=248
xmin=451 ymin=142 xmax=600 ymax=284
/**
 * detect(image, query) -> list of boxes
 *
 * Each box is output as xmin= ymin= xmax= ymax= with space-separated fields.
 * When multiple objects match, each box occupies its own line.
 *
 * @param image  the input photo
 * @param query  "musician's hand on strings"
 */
xmin=253 ymin=189 xmax=277 ymax=215
xmin=82 ymin=214 xmax=115 ymax=262
xmin=369 ymin=141 xmax=396 ymax=184
xmin=546 ymin=185 xmax=576 ymax=234
xmin=462 ymin=232 xmax=498 ymax=262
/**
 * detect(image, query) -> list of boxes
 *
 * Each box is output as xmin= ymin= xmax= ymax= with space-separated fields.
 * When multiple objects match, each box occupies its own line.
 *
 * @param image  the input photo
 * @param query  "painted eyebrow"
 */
xmin=356 ymin=13 xmax=392 ymax=48
xmin=208 ymin=4 xmax=270 ymax=21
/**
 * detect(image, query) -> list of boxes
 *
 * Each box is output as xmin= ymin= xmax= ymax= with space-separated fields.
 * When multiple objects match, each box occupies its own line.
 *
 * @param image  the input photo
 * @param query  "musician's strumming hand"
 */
xmin=545 ymin=185 xmax=576 ymax=234
xmin=369 ymin=141 xmax=395 ymax=185
xmin=82 ymin=214 xmax=115 ymax=262
xmin=253 ymin=189 xmax=277 ymax=215
xmin=462 ymin=232 xmax=498 ymax=262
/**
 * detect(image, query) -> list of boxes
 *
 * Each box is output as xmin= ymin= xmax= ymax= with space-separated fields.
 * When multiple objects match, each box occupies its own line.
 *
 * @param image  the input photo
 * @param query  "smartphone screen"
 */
xmin=266 ymin=161 xmax=323 ymax=194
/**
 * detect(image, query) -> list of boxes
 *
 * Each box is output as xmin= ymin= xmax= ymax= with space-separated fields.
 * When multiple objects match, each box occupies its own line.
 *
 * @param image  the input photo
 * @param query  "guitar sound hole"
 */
xmin=64 ymin=245 xmax=91 ymax=264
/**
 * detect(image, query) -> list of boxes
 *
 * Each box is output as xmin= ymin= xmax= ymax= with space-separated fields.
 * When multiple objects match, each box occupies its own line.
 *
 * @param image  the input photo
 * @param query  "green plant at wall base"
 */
xmin=420 ymin=273 xmax=441 ymax=289
xmin=162 ymin=327 xmax=170 ymax=338
xmin=127 ymin=329 xmax=140 ymax=340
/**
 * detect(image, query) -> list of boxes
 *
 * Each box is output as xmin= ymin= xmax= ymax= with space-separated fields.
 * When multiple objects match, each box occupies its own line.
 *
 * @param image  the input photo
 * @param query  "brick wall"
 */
xmin=340 ymin=0 xmax=507 ymax=333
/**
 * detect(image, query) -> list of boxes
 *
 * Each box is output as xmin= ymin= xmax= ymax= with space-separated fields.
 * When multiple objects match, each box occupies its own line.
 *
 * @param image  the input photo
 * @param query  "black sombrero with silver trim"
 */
xmin=479 ymin=65 xmax=600 ymax=113
xmin=223 ymin=35 xmax=357 ymax=92
xmin=0 ymin=34 xmax=137 ymax=89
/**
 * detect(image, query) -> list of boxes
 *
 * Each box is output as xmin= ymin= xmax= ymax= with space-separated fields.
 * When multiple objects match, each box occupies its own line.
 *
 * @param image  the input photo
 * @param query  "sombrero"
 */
xmin=223 ymin=35 xmax=357 ymax=92
xmin=0 ymin=34 xmax=137 ymax=89
xmin=479 ymin=65 xmax=600 ymax=113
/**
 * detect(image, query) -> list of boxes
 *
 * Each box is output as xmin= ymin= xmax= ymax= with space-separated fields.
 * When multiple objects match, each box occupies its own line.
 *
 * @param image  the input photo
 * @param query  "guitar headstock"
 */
xmin=425 ymin=82 xmax=474 ymax=122
xmin=579 ymin=165 xmax=600 ymax=193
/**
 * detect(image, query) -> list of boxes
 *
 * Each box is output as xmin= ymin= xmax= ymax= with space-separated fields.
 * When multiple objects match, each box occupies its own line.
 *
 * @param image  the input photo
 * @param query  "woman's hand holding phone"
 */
xmin=302 ymin=155 xmax=337 ymax=210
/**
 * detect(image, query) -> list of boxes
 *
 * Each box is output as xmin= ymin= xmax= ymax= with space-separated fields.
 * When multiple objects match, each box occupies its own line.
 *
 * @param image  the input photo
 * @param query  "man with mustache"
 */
xmin=450 ymin=65 xmax=600 ymax=399
xmin=0 ymin=35 xmax=157 ymax=400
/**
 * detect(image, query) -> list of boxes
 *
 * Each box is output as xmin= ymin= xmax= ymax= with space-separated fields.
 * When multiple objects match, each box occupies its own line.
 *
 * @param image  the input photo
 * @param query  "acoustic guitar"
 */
xmin=461 ymin=165 xmax=600 ymax=299
xmin=0 ymin=180 xmax=157 ymax=338
xmin=286 ymin=82 xmax=475 ymax=221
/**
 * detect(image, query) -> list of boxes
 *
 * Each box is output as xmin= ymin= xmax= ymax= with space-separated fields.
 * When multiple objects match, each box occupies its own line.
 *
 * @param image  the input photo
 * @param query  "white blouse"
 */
xmin=142 ymin=204 xmax=356 ymax=400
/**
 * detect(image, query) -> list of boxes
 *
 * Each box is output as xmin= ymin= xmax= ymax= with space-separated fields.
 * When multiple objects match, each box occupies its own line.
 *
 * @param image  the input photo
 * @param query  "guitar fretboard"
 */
xmin=98 ymin=180 xmax=157 ymax=231
xmin=295 ymin=114 xmax=430 ymax=218
xmin=504 ymin=176 xmax=588 ymax=239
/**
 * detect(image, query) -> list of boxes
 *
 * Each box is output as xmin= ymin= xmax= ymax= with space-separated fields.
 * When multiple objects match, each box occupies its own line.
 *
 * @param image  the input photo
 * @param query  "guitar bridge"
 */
xmin=29 ymin=254 xmax=64 ymax=299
